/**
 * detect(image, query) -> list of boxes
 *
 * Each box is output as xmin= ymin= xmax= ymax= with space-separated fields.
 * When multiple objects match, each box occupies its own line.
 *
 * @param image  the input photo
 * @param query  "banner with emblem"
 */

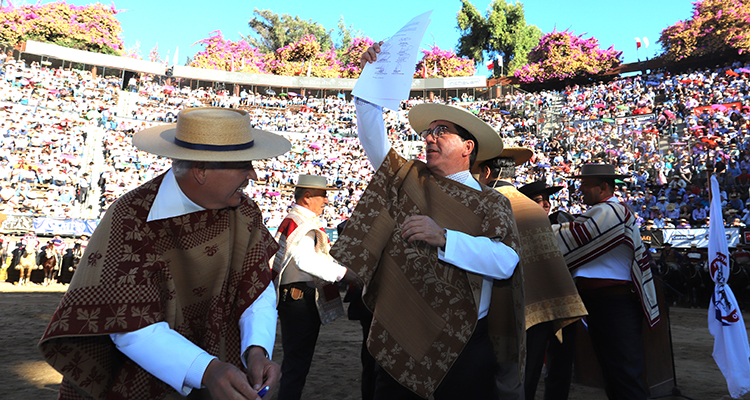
xmin=707 ymin=175 xmax=750 ymax=398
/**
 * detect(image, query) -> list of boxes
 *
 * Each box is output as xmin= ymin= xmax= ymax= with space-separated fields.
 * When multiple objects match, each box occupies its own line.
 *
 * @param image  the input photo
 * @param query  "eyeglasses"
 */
xmin=420 ymin=125 xmax=462 ymax=141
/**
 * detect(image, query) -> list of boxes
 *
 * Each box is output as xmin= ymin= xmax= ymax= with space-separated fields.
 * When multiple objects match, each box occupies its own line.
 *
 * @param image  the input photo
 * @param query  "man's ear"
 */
xmin=191 ymin=162 xmax=208 ymax=185
xmin=463 ymin=139 xmax=475 ymax=158
xmin=482 ymin=165 xmax=492 ymax=181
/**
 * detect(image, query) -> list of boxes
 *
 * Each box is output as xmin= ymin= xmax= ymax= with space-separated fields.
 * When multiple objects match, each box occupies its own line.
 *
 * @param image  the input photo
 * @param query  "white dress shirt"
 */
xmin=568 ymin=197 xmax=634 ymax=282
xmin=355 ymin=98 xmax=519 ymax=319
xmin=110 ymin=169 xmax=277 ymax=395
xmin=279 ymin=205 xmax=347 ymax=284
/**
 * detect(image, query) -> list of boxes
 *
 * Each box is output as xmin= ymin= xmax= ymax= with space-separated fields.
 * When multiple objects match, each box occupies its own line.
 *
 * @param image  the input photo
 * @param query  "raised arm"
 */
xmin=355 ymin=41 xmax=391 ymax=170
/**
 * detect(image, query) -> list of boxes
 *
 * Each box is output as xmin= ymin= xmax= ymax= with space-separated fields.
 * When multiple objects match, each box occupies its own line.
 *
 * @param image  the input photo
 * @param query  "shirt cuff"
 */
xmin=334 ymin=265 xmax=348 ymax=282
xmin=440 ymin=229 xmax=518 ymax=280
xmin=109 ymin=321 xmax=209 ymax=395
xmin=185 ymin=352 xmax=217 ymax=391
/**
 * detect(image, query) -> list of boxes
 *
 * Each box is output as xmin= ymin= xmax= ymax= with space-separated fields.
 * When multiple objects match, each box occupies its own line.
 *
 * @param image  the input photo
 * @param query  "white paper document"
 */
xmin=352 ymin=10 xmax=433 ymax=110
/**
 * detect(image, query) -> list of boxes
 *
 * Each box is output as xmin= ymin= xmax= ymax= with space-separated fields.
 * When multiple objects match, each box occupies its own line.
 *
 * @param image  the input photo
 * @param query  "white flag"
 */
xmin=708 ymin=175 xmax=750 ymax=398
xmin=643 ymin=37 xmax=650 ymax=49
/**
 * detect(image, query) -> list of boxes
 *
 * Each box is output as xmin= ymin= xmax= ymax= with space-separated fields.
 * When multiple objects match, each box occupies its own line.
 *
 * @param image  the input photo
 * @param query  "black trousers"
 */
xmin=345 ymin=285 xmax=376 ymax=400
xmin=373 ymin=317 xmax=497 ymax=400
xmin=277 ymin=284 xmax=320 ymax=400
xmin=360 ymin=313 xmax=376 ymax=400
xmin=582 ymin=293 xmax=647 ymax=400
xmin=524 ymin=320 xmax=577 ymax=400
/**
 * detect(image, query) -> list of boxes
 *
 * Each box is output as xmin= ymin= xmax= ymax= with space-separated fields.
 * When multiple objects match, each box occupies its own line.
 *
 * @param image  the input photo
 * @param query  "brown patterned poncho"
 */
xmin=493 ymin=184 xmax=587 ymax=331
xmin=330 ymin=149 xmax=525 ymax=399
xmin=38 ymin=172 xmax=278 ymax=400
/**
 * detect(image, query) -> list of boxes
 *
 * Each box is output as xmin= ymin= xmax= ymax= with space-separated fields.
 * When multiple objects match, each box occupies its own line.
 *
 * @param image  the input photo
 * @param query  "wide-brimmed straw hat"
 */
xmin=408 ymin=103 xmax=503 ymax=162
xmin=289 ymin=174 xmax=341 ymax=190
xmin=569 ymin=163 xmax=629 ymax=180
xmin=133 ymin=107 xmax=291 ymax=161
xmin=518 ymin=181 xmax=563 ymax=199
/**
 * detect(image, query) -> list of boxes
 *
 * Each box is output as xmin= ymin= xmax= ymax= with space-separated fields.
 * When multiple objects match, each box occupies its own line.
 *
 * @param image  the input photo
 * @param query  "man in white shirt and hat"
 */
xmin=273 ymin=174 xmax=359 ymax=400
xmin=40 ymin=107 xmax=290 ymax=400
xmin=552 ymin=164 xmax=660 ymax=400
xmin=331 ymin=43 xmax=522 ymax=400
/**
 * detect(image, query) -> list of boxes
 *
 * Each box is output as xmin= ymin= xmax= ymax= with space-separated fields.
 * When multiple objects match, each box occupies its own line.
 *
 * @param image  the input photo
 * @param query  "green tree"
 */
xmin=456 ymin=0 xmax=541 ymax=76
xmin=247 ymin=9 xmax=333 ymax=53
xmin=335 ymin=16 xmax=364 ymax=62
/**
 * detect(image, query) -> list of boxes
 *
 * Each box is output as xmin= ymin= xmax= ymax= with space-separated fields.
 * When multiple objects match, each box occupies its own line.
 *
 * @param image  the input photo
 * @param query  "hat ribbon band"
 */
xmin=174 ymin=138 xmax=254 ymax=151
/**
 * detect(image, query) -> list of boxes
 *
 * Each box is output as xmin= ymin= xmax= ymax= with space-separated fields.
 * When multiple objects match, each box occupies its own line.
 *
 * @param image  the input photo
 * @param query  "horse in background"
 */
xmin=39 ymin=243 xmax=60 ymax=286
xmin=16 ymin=247 xmax=36 ymax=286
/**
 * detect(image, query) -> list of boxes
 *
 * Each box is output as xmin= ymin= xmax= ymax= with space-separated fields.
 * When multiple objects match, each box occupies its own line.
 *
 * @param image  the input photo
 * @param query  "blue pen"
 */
xmin=257 ymin=386 xmax=270 ymax=398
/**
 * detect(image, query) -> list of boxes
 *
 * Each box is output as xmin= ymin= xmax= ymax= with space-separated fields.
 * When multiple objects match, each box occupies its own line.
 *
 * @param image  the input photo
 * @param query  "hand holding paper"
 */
xmin=353 ymin=10 xmax=433 ymax=110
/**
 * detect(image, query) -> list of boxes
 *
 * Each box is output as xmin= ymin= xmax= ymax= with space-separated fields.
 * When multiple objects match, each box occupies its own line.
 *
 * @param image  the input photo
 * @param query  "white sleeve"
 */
xmin=355 ymin=97 xmax=391 ymax=170
xmin=239 ymin=284 xmax=278 ymax=364
xmin=110 ymin=322 xmax=216 ymax=395
xmin=109 ymin=284 xmax=278 ymax=395
xmin=289 ymin=231 xmax=347 ymax=282
xmin=438 ymin=229 xmax=519 ymax=280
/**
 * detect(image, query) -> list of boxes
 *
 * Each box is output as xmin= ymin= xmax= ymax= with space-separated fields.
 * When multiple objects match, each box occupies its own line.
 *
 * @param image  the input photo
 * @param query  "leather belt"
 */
xmin=279 ymin=282 xmax=315 ymax=302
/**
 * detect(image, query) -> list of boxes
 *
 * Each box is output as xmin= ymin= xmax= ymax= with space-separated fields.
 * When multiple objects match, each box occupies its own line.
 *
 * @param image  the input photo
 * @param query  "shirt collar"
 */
xmin=291 ymin=204 xmax=318 ymax=219
xmin=147 ymin=169 xmax=205 ymax=222
xmin=445 ymin=170 xmax=481 ymax=190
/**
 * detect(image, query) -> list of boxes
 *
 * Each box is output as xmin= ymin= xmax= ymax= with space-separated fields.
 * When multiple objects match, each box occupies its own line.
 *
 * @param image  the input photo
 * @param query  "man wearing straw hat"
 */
xmin=552 ymin=163 xmax=660 ymax=400
xmin=273 ymin=174 xmax=359 ymax=400
xmin=474 ymin=151 xmax=586 ymax=400
xmin=330 ymin=43 xmax=522 ymax=400
xmin=40 ymin=107 xmax=291 ymax=400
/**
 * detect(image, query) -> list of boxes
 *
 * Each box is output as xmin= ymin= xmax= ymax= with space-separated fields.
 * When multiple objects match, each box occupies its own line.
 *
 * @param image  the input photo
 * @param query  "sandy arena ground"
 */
xmin=0 ymin=281 xmax=747 ymax=400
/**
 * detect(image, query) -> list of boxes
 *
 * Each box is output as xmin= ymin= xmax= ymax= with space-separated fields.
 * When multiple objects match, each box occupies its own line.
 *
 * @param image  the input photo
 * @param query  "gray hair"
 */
xmin=170 ymin=159 xmax=193 ymax=178
xmin=294 ymin=187 xmax=312 ymax=202
xmin=171 ymin=159 xmax=223 ymax=177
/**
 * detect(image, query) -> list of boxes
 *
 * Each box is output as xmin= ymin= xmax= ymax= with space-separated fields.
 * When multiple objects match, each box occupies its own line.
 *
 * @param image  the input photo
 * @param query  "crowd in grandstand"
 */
xmin=2 ymin=51 xmax=750 ymax=235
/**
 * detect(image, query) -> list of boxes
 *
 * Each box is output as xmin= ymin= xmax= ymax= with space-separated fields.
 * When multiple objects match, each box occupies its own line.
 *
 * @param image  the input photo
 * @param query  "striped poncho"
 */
xmin=553 ymin=199 xmax=660 ymax=328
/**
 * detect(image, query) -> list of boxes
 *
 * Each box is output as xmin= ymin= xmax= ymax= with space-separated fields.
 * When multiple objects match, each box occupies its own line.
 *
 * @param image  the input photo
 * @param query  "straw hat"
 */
xmin=518 ymin=181 xmax=563 ymax=199
xmin=569 ymin=164 xmax=629 ymax=180
xmin=290 ymin=174 xmax=341 ymax=191
xmin=408 ymin=103 xmax=503 ymax=162
xmin=133 ymin=107 xmax=291 ymax=161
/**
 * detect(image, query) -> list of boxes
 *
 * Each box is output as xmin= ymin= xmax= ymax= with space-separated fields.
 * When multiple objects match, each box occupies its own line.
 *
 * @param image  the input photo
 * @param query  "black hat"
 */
xmin=518 ymin=181 xmax=563 ymax=199
xmin=569 ymin=163 xmax=629 ymax=180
